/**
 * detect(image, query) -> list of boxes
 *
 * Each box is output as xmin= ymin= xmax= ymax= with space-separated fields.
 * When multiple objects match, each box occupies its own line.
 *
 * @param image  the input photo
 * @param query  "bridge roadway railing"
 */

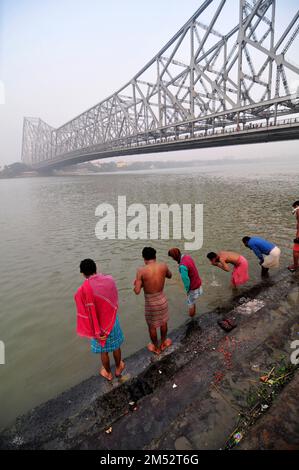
xmin=32 ymin=112 xmax=299 ymax=170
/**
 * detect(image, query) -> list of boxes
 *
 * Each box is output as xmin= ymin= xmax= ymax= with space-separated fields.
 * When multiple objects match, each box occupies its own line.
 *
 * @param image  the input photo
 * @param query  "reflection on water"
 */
xmin=0 ymin=159 xmax=298 ymax=429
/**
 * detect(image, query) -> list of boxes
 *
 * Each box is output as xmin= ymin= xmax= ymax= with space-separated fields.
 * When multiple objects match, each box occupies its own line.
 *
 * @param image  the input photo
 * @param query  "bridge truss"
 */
xmin=21 ymin=0 xmax=299 ymax=168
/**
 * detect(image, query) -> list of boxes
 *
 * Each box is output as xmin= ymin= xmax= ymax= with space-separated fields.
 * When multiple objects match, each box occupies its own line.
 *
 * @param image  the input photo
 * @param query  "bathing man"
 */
xmin=242 ymin=236 xmax=281 ymax=277
xmin=133 ymin=247 xmax=172 ymax=355
xmin=288 ymin=200 xmax=299 ymax=272
xmin=207 ymin=251 xmax=249 ymax=288
xmin=75 ymin=259 xmax=125 ymax=381
xmin=168 ymin=247 xmax=203 ymax=318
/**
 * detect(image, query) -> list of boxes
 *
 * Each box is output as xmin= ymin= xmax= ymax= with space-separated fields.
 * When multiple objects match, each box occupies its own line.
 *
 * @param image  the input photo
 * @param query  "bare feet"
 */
xmin=100 ymin=367 xmax=113 ymax=381
xmin=115 ymin=360 xmax=126 ymax=378
xmin=288 ymin=265 xmax=298 ymax=273
xmin=147 ymin=343 xmax=160 ymax=355
xmin=160 ymin=338 xmax=172 ymax=352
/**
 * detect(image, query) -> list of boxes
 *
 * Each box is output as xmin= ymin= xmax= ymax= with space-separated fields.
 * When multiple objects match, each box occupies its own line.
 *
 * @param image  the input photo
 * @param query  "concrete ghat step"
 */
xmin=0 ymin=271 xmax=298 ymax=449
xmin=236 ymin=371 xmax=299 ymax=450
xmin=147 ymin=305 xmax=299 ymax=450
xmin=80 ymin=280 xmax=299 ymax=450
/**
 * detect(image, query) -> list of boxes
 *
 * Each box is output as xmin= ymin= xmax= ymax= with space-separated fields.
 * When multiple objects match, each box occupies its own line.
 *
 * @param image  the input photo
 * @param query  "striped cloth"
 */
xmin=91 ymin=315 xmax=124 ymax=353
xmin=144 ymin=291 xmax=169 ymax=328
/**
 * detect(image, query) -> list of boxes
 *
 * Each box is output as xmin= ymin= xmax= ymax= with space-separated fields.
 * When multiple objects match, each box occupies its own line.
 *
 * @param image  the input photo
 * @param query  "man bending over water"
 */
xmin=207 ymin=251 xmax=249 ymax=288
xmin=242 ymin=236 xmax=281 ymax=277
xmin=168 ymin=247 xmax=203 ymax=317
xmin=134 ymin=247 xmax=172 ymax=355
xmin=75 ymin=259 xmax=125 ymax=381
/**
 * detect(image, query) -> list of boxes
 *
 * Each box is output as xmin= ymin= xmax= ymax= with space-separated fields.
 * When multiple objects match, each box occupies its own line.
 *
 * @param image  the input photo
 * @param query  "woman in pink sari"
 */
xmin=75 ymin=259 xmax=125 ymax=381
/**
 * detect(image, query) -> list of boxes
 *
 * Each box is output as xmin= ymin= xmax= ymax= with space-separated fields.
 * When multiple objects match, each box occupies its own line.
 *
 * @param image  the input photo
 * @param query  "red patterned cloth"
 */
xmin=75 ymin=274 xmax=118 ymax=347
xmin=144 ymin=291 xmax=169 ymax=328
xmin=231 ymin=256 xmax=249 ymax=287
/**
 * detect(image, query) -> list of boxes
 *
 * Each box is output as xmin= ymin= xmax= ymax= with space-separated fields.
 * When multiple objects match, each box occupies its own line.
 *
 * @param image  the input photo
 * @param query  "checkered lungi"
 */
xmin=144 ymin=291 xmax=169 ymax=328
xmin=91 ymin=315 xmax=124 ymax=353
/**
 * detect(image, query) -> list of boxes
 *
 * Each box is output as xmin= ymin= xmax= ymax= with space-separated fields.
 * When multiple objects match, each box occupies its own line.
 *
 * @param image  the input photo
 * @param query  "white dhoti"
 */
xmin=262 ymin=246 xmax=281 ymax=268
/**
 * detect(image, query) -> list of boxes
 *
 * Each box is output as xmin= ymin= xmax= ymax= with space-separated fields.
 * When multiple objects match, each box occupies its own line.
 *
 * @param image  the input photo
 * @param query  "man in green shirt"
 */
xmin=168 ymin=248 xmax=203 ymax=317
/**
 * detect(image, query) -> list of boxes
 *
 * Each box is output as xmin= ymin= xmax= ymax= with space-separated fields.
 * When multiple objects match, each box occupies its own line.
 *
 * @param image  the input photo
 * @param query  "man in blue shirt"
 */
xmin=242 ymin=236 xmax=281 ymax=277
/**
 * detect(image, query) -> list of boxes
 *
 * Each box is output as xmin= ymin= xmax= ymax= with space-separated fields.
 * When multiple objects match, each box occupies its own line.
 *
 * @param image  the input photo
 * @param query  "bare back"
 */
xmin=219 ymin=251 xmax=241 ymax=266
xmin=134 ymin=261 xmax=172 ymax=295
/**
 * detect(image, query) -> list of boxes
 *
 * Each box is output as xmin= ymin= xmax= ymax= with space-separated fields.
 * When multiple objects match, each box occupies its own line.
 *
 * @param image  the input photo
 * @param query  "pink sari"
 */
xmin=75 ymin=274 xmax=118 ymax=347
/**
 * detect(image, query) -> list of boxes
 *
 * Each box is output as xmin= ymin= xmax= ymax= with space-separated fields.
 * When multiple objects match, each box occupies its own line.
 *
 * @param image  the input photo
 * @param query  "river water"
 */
xmin=0 ymin=157 xmax=298 ymax=430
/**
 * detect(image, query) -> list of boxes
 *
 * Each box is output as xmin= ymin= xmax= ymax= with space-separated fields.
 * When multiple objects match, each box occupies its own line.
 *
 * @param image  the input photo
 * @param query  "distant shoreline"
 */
xmin=0 ymin=156 xmax=277 ymax=179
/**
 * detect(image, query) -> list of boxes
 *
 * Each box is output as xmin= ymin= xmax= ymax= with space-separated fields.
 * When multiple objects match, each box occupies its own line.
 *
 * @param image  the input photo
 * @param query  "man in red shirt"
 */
xmin=168 ymin=248 xmax=203 ymax=318
xmin=75 ymin=259 xmax=125 ymax=381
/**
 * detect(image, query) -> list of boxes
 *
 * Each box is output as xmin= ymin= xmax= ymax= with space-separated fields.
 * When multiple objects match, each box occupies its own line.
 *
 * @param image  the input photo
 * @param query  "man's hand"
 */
xmin=218 ymin=258 xmax=230 ymax=272
xmin=166 ymin=266 xmax=172 ymax=279
xmin=133 ymin=269 xmax=143 ymax=295
xmin=96 ymin=333 xmax=107 ymax=341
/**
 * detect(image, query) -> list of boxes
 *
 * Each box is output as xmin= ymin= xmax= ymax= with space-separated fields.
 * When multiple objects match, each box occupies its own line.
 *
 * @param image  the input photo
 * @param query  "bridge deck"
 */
xmin=33 ymin=121 xmax=299 ymax=171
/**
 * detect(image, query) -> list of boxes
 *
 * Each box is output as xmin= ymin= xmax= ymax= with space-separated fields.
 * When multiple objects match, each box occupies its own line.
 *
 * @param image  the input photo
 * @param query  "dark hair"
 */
xmin=80 ymin=259 xmax=97 ymax=276
xmin=142 ymin=247 xmax=156 ymax=261
xmin=292 ymin=201 xmax=299 ymax=208
xmin=242 ymin=236 xmax=251 ymax=244
xmin=207 ymin=252 xmax=218 ymax=261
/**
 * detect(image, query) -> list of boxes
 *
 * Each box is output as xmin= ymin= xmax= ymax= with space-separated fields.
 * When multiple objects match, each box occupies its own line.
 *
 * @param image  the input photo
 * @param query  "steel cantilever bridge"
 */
xmin=22 ymin=0 xmax=299 ymax=170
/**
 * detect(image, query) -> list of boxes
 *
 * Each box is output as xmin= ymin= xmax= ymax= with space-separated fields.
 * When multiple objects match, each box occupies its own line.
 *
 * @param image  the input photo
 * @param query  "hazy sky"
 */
xmin=0 ymin=0 xmax=298 ymax=166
